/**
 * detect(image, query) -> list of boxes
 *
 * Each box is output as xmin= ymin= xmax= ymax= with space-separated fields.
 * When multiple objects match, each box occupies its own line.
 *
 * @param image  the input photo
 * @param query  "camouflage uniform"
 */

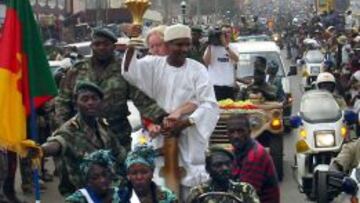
xmin=188 ymin=42 xmax=205 ymax=63
xmin=55 ymin=57 xmax=167 ymax=150
xmin=65 ymin=187 xmax=124 ymax=203
xmin=245 ymin=83 xmax=278 ymax=101
xmin=48 ymin=114 xmax=127 ymax=196
xmin=187 ymin=180 xmax=260 ymax=203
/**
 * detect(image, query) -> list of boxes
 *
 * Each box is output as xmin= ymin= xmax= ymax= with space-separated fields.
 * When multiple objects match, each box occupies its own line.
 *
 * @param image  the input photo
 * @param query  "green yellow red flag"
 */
xmin=0 ymin=0 xmax=58 ymax=156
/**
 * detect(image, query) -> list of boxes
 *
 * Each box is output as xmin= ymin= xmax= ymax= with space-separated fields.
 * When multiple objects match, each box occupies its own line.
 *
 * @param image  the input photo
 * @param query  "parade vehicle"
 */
xmin=298 ymin=49 xmax=325 ymax=90
xmin=291 ymin=90 xmax=351 ymax=202
xmin=209 ymin=41 xmax=298 ymax=180
xmin=214 ymin=98 xmax=285 ymax=180
xmin=232 ymin=41 xmax=296 ymax=119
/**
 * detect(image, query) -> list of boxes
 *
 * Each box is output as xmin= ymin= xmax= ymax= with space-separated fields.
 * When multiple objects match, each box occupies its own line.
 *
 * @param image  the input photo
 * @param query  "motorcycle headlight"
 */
xmin=314 ymin=131 xmax=335 ymax=148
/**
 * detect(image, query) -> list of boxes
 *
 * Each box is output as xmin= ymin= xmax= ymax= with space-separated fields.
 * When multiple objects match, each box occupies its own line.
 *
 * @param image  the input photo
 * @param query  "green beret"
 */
xmin=75 ymin=81 xmax=104 ymax=99
xmin=206 ymin=146 xmax=234 ymax=161
xmin=92 ymin=28 xmax=118 ymax=43
xmin=191 ymin=26 xmax=203 ymax=33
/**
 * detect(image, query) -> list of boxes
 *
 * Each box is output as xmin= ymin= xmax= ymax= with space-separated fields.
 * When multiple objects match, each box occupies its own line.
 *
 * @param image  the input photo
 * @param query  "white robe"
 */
xmin=122 ymin=52 xmax=219 ymax=187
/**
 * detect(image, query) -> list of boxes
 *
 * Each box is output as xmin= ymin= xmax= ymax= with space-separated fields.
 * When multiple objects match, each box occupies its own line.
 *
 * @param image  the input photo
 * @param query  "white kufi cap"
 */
xmin=164 ymin=24 xmax=191 ymax=42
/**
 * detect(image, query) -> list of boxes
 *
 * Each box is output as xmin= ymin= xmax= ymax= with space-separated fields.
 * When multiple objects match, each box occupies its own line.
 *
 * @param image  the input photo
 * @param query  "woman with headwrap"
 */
xmin=125 ymin=145 xmax=177 ymax=203
xmin=65 ymin=150 xmax=125 ymax=203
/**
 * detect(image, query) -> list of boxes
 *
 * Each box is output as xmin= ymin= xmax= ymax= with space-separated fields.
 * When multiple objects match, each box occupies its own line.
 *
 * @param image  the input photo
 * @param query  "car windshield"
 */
xmin=304 ymin=50 xmax=324 ymax=63
xmin=236 ymin=52 xmax=285 ymax=78
xmin=300 ymin=92 xmax=341 ymax=123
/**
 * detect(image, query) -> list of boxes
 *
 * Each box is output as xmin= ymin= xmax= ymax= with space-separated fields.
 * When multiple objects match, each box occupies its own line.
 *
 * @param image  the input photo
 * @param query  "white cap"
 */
xmin=164 ymin=24 xmax=191 ymax=42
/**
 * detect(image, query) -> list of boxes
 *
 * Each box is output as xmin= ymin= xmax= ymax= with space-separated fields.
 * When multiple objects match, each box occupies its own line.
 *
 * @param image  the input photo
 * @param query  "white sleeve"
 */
xmin=121 ymin=51 xmax=156 ymax=96
xmin=188 ymin=65 xmax=219 ymax=142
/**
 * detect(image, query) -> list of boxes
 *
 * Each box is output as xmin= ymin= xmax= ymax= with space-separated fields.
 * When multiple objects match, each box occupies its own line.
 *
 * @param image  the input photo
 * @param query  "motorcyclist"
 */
xmin=266 ymin=61 xmax=285 ymax=102
xmin=316 ymin=72 xmax=347 ymax=109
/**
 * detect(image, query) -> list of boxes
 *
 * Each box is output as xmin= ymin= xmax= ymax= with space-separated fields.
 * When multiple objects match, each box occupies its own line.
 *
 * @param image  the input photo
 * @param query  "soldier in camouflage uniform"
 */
xmin=188 ymin=26 xmax=205 ymax=63
xmin=34 ymin=82 xmax=128 ymax=197
xmin=244 ymin=57 xmax=277 ymax=101
xmin=187 ymin=147 xmax=259 ymax=203
xmin=55 ymin=28 xmax=167 ymax=151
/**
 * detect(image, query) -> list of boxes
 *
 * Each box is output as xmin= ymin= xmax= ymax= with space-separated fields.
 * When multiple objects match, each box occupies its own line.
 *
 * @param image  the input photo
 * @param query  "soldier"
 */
xmin=31 ymin=82 xmax=128 ymax=197
xmin=266 ymin=61 xmax=285 ymax=102
xmin=244 ymin=56 xmax=277 ymax=101
xmin=188 ymin=26 xmax=205 ymax=63
xmin=187 ymin=147 xmax=260 ymax=203
xmin=55 ymin=28 xmax=167 ymax=151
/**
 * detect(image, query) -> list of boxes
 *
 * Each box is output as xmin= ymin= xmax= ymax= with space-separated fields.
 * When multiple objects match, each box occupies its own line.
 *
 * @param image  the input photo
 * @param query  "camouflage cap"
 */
xmin=191 ymin=26 xmax=203 ymax=33
xmin=92 ymin=28 xmax=118 ymax=43
xmin=75 ymin=81 xmax=104 ymax=99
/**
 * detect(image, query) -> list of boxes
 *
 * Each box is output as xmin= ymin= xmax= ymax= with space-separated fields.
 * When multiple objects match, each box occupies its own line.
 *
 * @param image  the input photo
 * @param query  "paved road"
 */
xmin=18 ymin=51 xmax=311 ymax=203
xmin=280 ymin=51 xmax=313 ymax=203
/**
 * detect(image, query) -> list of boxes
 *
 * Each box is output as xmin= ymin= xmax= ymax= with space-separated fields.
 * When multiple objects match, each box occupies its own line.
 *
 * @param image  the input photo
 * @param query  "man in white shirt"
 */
xmin=203 ymin=25 xmax=239 ymax=100
xmin=122 ymin=24 xmax=219 ymax=200
xmin=345 ymin=10 xmax=355 ymax=32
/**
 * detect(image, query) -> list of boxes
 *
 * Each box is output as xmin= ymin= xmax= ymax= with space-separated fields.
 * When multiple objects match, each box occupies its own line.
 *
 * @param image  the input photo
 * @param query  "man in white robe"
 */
xmin=122 ymin=24 xmax=219 ymax=200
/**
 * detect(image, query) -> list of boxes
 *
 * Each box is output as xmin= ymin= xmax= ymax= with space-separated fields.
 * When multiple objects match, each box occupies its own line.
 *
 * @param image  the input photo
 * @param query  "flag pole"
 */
xmin=29 ymin=98 xmax=41 ymax=203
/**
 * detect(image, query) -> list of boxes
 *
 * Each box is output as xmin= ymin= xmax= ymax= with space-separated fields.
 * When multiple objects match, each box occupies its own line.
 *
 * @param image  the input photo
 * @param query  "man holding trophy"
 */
xmin=123 ymin=2 xmax=219 ymax=200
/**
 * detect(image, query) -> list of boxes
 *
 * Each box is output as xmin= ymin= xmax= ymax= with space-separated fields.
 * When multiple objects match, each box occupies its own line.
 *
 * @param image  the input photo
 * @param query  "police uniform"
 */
xmin=55 ymin=29 xmax=167 ymax=151
xmin=331 ymin=139 xmax=360 ymax=173
xmin=187 ymin=180 xmax=260 ymax=203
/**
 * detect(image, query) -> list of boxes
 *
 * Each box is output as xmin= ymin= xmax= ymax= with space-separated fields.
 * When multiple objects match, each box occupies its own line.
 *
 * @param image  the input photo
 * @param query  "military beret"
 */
xmin=206 ymin=146 xmax=234 ymax=161
xmin=75 ymin=81 xmax=104 ymax=99
xmin=191 ymin=26 xmax=203 ymax=33
xmin=92 ymin=28 xmax=118 ymax=43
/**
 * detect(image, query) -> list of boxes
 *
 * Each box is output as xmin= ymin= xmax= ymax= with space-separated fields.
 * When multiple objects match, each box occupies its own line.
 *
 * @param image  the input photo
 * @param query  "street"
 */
xmin=14 ymin=51 xmax=312 ymax=203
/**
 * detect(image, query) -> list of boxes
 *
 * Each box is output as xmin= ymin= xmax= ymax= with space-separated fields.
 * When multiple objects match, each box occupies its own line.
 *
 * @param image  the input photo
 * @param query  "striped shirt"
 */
xmin=232 ymin=140 xmax=280 ymax=203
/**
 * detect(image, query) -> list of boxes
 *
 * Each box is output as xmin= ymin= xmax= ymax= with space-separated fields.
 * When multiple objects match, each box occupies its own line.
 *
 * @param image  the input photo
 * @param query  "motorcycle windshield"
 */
xmin=304 ymin=50 xmax=324 ymax=64
xmin=300 ymin=91 xmax=341 ymax=123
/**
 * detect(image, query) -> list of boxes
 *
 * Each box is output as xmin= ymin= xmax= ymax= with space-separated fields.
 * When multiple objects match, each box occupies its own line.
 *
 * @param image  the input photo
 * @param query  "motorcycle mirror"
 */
xmin=344 ymin=110 xmax=358 ymax=125
xmin=290 ymin=116 xmax=302 ymax=128
xmin=287 ymin=66 xmax=297 ymax=76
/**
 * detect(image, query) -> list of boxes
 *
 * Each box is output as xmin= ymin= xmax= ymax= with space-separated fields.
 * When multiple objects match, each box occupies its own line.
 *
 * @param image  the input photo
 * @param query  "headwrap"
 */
xmin=164 ymin=24 xmax=192 ymax=42
xmin=125 ymin=145 xmax=156 ymax=170
xmin=80 ymin=150 xmax=115 ymax=178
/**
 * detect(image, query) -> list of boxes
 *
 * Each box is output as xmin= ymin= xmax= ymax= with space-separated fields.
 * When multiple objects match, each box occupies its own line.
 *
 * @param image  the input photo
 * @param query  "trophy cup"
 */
xmin=125 ymin=0 xmax=151 ymax=47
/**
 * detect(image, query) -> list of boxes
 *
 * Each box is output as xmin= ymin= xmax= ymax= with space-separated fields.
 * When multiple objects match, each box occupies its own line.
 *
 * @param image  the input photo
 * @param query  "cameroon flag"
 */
xmin=0 ymin=0 xmax=58 ymax=156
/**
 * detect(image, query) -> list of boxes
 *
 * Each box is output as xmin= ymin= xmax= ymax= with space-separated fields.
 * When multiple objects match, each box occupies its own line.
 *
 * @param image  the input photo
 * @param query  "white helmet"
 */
xmin=316 ymin=72 xmax=336 ymax=92
xmin=316 ymin=72 xmax=336 ymax=84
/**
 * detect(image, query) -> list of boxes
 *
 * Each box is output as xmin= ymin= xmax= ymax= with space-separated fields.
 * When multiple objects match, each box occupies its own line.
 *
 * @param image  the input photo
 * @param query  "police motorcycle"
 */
xmin=297 ymin=39 xmax=324 ymax=90
xmin=291 ymin=89 xmax=352 ymax=202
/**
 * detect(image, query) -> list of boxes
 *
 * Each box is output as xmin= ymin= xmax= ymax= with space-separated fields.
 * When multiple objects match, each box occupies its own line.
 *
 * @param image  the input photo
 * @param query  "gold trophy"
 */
xmin=125 ymin=0 xmax=151 ymax=47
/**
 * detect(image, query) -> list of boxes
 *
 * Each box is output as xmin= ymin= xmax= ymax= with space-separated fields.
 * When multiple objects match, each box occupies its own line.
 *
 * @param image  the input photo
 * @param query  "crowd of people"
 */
xmin=0 ymin=6 xmax=359 ymax=203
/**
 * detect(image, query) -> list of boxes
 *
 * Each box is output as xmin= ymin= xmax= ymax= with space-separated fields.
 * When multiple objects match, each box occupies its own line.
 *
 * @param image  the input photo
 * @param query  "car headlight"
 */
xmin=314 ymin=131 xmax=335 ymax=148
